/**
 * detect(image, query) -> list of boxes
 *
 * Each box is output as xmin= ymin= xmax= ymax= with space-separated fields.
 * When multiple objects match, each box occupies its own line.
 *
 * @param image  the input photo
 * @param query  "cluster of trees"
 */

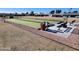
xmin=0 ymin=9 xmax=79 ymax=18
xmin=12 ymin=10 xmax=62 ymax=16
xmin=14 ymin=11 xmax=48 ymax=16
xmin=7 ymin=9 xmax=79 ymax=17
xmin=63 ymin=11 xmax=78 ymax=14
xmin=50 ymin=10 xmax=79 ymax=15
xmin=50 ymin=10 xmax=62 ymax=14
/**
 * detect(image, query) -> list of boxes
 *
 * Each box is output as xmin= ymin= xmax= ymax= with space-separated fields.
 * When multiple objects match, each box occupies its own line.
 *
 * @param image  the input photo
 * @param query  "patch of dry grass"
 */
xmin=16 ymin=16 xmax=79 ymax=23
xmin=0 ymin=22 xmax=76 ymax=51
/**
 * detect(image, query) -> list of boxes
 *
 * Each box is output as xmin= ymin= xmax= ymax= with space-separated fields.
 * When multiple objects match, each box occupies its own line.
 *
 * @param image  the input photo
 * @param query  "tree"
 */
xmin=68 ymin=12 xmax=71 ymax=13
xmin=59 ymin=10 xmax=62 ymax=13
xmin=26 ymin=12 xmax=29 ymax=15
xmin=39 ymin=12 xmax=44 ymax=16
xmin=15 ymin=12 xmax=18 ymax=16
xmin=50 ymin=10 xmax=55 ymax=14
xmin=56 ymin=10 xmax=62 ymax=14
xmin=30 ymin=11 xmax=35 ymax=16
xmin=73 ymin=11 xmax=78 ymax=13
xmin=21 ymin=13 xmax=25 ymax=16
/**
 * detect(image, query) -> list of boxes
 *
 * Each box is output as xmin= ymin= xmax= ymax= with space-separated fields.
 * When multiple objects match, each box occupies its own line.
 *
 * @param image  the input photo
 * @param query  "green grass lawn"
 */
xmin=18 ymin=18 xmax=61 ymax=23
xmin=7 ymin=18 xmax=62 ymax=28
xmin=7 ymin=19 xmax=40 ymax=28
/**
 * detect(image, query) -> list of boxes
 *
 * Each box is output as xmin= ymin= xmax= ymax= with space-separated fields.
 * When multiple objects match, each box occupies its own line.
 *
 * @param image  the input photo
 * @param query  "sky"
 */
xmin=0 ymin=8 xmax=79 ymax=13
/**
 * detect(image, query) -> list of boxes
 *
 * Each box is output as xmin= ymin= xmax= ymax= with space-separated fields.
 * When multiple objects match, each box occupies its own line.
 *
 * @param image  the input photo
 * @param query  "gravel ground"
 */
xmin=0 ymin=21 xmax=76 ymax=51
